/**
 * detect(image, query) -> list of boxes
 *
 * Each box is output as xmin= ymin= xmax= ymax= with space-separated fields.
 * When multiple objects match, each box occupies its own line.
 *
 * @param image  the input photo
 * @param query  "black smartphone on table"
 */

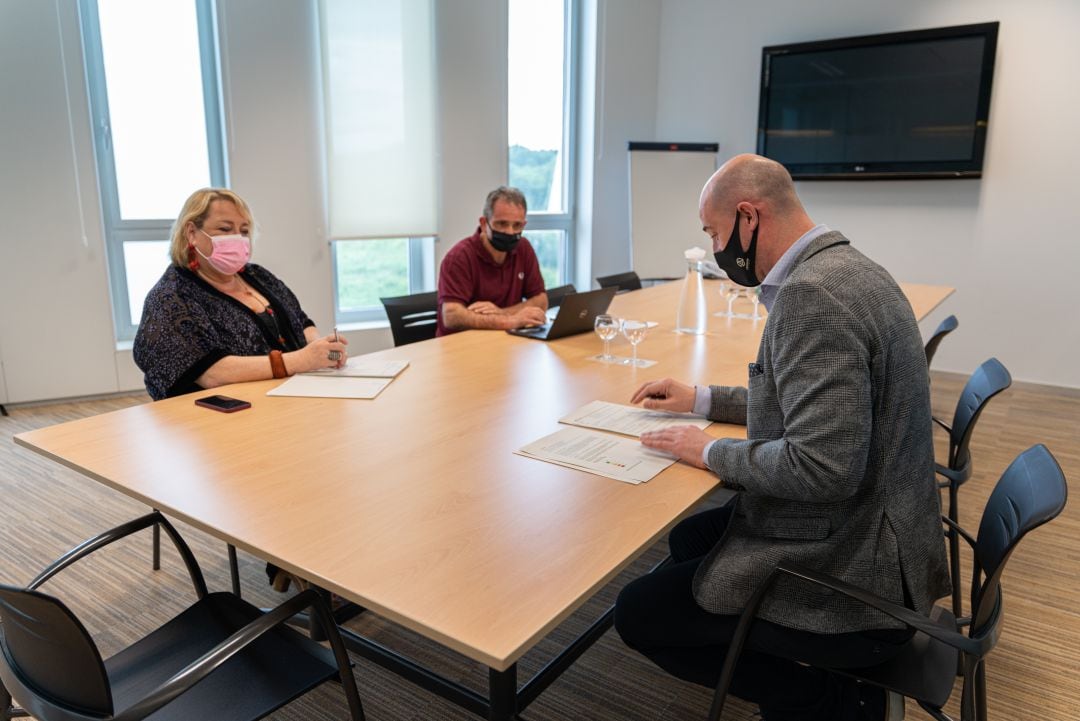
xmin=194 ymin=395 xmax=251 ymax=413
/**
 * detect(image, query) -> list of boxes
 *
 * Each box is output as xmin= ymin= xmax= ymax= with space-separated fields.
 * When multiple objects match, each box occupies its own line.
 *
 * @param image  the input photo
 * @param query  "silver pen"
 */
xmin=329 ymin=327 xmax=342 ymax=362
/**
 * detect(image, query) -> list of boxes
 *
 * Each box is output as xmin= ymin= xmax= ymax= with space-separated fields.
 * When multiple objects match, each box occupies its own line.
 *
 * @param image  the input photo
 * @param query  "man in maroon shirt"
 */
xmin=436 ymin=186 xmax=549 ymax=336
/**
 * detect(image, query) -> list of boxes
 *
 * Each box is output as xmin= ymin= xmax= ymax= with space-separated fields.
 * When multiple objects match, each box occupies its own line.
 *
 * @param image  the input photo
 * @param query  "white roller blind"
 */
xmin=321 ymin=0 xmax=437 ymax=239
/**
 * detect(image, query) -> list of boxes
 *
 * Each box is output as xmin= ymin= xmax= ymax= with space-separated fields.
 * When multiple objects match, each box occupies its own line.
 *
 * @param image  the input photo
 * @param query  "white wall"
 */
xmin=584 ymin=0 xmax=662 ymax=285
xmin=652 ymin=0 xmax=1080 ymax=388
xmin=0 ymin=0 xmax=665 ymax=403
xmin=433 ymin=0 xmax=506 ymax=271
xmin=0 ymin=1 xmax=117 ymax=402
xmin=8 ymin=0 xmax=1070 ymax=401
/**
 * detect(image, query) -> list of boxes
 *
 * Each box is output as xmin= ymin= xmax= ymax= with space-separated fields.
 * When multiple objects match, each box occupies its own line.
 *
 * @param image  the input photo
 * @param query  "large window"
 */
xmin=320 ymin=0 xmax=438 ymax=324
xmin=80 ymin=0 xmax=226 ymax=341
xmin=508 ymin=0 xmax=579 ymax=288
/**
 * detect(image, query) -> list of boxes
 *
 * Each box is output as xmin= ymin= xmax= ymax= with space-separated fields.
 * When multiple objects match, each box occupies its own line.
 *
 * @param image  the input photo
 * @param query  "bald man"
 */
xmin=614 ymin=155 xmax=950 ymax=720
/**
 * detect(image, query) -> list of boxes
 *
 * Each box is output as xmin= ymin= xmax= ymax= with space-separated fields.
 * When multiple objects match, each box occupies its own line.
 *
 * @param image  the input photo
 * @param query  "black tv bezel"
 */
xmin=756 ymin=22 xmax=1000 ymax=180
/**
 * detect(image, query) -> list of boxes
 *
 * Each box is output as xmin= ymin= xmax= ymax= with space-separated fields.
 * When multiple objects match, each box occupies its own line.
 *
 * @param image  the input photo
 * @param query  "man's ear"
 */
xmin=735 ymin=201 xmax=757 ymax=230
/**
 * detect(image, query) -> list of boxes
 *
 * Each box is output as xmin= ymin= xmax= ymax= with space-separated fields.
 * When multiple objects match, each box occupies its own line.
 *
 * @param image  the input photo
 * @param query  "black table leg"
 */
xmin=488 ymin=664 xmax=518 ymax=721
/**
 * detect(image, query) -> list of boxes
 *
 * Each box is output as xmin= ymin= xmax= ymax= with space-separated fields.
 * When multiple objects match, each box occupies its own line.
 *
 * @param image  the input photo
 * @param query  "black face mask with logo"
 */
xmin=488 ymin=227 xmax=522 ymax=253
xmin=714 ymin=212 xmax=760 ymax=287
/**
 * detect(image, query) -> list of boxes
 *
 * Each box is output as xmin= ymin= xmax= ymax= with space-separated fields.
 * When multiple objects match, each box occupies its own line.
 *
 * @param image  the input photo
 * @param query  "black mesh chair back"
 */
xmin=381 ymin=291 xmax=438 ymax=346
xmin=545 ymin=283 xmax=576 ymax=308
xmin=937 ymin=357 xmax=1012 ymax=621
xmin=0 ymin=586 xmax=113 ymax=716
xmin=596 ymin=271 xmax=642 ymax=292
xmin=708 ymin=443 xmax=1068 ymax=721
xmin=924 ymin=314 xmax=958 ymax=368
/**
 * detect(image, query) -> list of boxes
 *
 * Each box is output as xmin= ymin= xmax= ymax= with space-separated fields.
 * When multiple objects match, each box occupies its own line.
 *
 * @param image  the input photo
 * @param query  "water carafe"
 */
xmin=676 ymin=247 xmax=708 ymax=335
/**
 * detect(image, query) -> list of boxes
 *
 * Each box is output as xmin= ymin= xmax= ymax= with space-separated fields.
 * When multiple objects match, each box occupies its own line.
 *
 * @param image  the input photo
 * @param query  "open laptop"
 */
xmin=507 ymin=286 xmax=617 ymax=341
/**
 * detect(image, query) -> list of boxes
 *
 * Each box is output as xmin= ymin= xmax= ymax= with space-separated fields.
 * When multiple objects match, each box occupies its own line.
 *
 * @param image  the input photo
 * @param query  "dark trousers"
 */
xmin=613 ymin=506 xmax=911 ymax=721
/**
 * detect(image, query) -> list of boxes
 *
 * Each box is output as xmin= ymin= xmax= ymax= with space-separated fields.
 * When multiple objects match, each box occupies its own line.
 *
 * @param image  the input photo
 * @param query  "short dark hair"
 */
xmin=483 ymin=186 xmax=528 ymax=219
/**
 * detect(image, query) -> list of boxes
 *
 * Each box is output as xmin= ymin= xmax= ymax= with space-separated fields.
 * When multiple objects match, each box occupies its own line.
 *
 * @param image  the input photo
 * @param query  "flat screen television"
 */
xmin=757 ymin=22 xmax=999 ymax=179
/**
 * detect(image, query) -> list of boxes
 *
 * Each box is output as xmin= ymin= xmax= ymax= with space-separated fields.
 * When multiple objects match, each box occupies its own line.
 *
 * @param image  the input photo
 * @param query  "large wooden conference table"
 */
xmin=15 ymin=280 xmax=952 ymax=720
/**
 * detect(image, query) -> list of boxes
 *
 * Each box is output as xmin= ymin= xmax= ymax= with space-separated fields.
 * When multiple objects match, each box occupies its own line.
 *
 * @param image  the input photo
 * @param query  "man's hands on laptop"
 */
xmin=515 ymin=306 xmax=548 ymax=327
xmin=466 ymin=301 xmax=547 ymax=328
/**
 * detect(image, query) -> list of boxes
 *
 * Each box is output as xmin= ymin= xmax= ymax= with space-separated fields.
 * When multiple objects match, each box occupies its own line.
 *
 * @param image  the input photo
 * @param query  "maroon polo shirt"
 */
xmin=436 ymin=228 xmax=545 ymax=336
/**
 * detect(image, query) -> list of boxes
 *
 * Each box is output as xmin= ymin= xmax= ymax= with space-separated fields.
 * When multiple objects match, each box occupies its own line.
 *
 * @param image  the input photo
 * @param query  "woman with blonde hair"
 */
xmin=135 ymin=187 xmax=346 ymax=592
xmin=134 ymin=187 xmax=347 ymax=401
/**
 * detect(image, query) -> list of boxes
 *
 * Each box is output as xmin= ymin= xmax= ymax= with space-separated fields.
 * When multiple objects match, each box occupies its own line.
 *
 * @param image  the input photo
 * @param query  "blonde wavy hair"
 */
xmin=168 ymin=188 xmax=257 ymax=267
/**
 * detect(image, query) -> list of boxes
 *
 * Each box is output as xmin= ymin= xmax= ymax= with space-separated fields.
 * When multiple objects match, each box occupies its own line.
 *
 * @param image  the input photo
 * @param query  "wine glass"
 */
xmin=621 ymin=319 xmax=649 ymax=368
xmin=727 ymin=286 xmax=763 ymax=320
xmin=749 ymin=287 xmax=762 ymax=320
xmin=713 ymin=268 xmax=732 ymax=318
xmin=594 ymin=314 xmax=619 ymax=361
xmin=725 ymin=284 xmax=744 ymax=317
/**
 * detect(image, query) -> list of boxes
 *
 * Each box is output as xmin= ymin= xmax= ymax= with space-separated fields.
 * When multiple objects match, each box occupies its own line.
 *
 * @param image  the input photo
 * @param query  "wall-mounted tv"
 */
xmin=757 ymin=22 xmax=999 ymax=179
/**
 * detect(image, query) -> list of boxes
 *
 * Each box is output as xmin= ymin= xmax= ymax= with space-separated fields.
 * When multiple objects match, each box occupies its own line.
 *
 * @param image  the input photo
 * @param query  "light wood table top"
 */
xmin=14 ymin=280 xmax=952 ymax=671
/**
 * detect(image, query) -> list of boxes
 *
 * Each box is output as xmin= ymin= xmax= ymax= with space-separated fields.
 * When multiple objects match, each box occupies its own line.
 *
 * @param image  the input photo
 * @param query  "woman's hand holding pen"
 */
xmin=290 ymin=333 xmax=348 ymax=373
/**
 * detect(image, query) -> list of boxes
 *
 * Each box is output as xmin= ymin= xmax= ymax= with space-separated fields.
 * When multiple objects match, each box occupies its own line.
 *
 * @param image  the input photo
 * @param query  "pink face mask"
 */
xmin=196 ymin=230 xmax=251 ymax=275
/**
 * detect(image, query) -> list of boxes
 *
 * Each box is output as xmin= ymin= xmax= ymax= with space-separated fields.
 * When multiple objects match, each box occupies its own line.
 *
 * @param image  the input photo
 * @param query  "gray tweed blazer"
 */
xmin=700 ymin=231 xmax=952 ymax=633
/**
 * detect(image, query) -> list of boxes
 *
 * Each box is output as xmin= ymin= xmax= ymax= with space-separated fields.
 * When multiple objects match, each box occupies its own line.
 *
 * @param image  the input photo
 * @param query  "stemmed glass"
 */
xmin=594 ymin=314 xmax=619 ymax=362
xmin=621 ymin=319 xmax=649 ymax=368
xmin=713 ymin=269 xmax=732 ymax=318
xmin=725 ymin=284 xmax=744 ymax=317
xmin=748 ymin=288 xmax=761 ymax=320
xmin=727 ymin=286 xmax=762 ymax=320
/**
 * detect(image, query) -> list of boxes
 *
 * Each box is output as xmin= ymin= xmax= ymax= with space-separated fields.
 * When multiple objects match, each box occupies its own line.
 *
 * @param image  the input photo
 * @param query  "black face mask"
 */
xmin=713 ymin=212 xmax=760 ymax=287
xmin=488 ymin=227 xmax=522 ymax=253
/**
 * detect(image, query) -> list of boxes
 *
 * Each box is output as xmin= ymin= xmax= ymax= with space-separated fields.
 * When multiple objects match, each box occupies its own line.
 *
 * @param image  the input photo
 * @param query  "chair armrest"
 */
xmin=111 ymin=589 xmax=363 ymax=721
xmin=936 ymin=462 xmax=969 ymax=488
xmin=941 ymin=516 xmax=977 ymax=550
xmin=28 ymin=512 xmax=207 ymax=599
xmin=707 ymin=562 xmax=985 ymax=721
xmin=932 ymin=415 xmax=952 ymax=434
xmin=770 ymin=564 xmax=985 ymax=655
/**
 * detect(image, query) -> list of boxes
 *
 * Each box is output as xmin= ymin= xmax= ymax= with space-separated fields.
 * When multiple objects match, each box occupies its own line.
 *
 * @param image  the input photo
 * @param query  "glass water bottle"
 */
xmin=676 ymin=248 xmax=708 ymax=335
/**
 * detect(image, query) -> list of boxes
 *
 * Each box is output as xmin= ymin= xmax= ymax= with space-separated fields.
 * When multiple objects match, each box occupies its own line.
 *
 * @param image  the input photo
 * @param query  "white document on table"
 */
xmin=559 ymin=400 xmax=711 ymax=438
xmin=302 ymin=357 xmax=409 ymax=378
xmin=515 ymin=426 xmax=676 ymax=484
xmin=266 ymin=375 xmax=392 ymax=399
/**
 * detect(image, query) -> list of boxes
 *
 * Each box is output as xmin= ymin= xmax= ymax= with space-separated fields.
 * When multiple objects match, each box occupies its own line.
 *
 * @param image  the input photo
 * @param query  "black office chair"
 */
xmin=596 ymin=271 xmax=642 ymax=292
xmin=708 ymin=443 xmax=1068 ymax=721
xmin=935 ymin=357 xmax=1012 ymax=621
xmin=381 ymin=291 xmax=438 ymax=346
xmin=0 ymin=512 xmax=366 ymax=721
xmin=925 ymin=315 xmax=959 ymax=369
xmin=545 ymin=283 xmax=576 ymax=309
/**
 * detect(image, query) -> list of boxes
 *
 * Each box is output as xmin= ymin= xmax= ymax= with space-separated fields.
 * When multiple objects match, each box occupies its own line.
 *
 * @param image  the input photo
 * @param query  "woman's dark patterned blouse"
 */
xmin=133 ymin=264 xmax=315 ymax=400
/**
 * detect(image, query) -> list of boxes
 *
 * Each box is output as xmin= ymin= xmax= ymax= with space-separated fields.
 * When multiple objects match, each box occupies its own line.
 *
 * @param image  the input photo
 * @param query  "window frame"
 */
xmin=331 ymin=236 xmax=434 ymax=324
xmin=79 ymin=0 xmax=227 ymax=342
xmin=510 ymin=0 xmax=580 ymax=287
